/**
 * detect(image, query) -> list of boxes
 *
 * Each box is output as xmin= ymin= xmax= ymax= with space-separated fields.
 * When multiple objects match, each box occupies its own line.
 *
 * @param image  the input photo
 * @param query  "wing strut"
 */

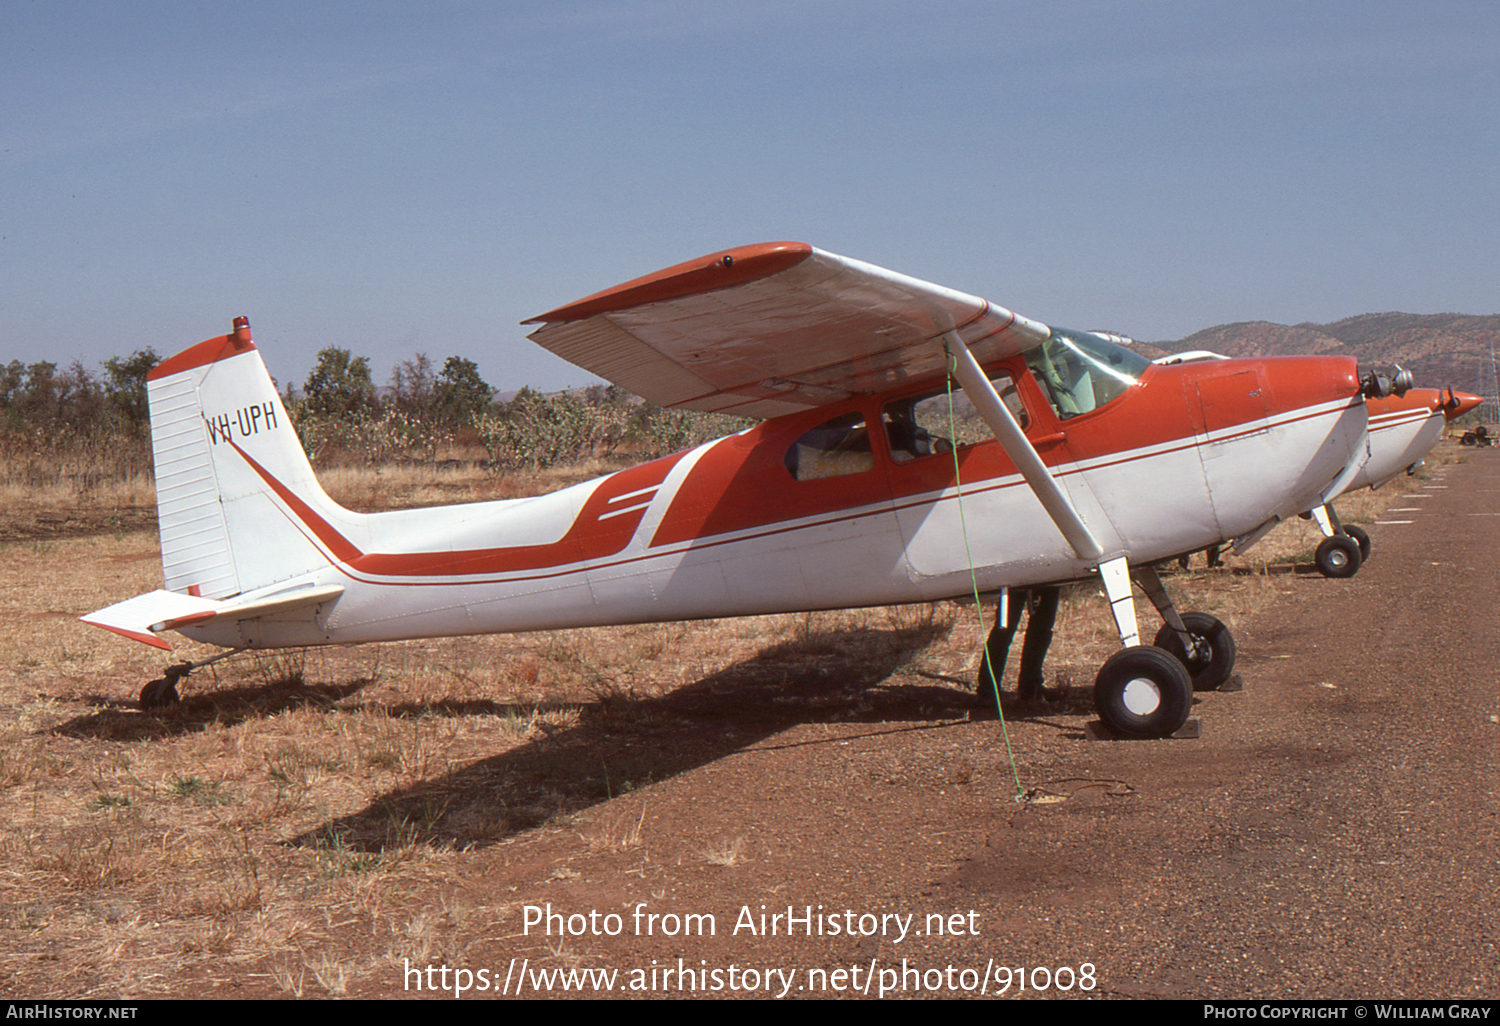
xmin=942 ymin=332 xmax=1104 ymax=563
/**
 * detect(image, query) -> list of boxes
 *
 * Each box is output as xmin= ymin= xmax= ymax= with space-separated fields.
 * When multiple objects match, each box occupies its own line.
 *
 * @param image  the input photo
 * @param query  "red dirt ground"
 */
xmin=312 ymin=453 xmax=1497 ymax=998
xmin=7 ymin=454 xmax=1497 ymax=1000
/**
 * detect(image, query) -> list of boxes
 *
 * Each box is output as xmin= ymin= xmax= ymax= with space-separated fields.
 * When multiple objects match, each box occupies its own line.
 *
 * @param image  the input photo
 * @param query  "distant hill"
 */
xmin=1139 ymin=313 xmax=1500 ymax=397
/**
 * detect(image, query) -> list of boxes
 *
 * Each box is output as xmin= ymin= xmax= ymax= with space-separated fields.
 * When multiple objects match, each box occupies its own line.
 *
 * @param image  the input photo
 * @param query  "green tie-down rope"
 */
xmin=943 ymin=363 xmax=1026 ymax=801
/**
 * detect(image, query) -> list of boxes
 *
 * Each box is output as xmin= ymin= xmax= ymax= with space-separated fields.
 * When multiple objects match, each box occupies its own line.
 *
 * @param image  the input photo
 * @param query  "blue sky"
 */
xmin=4 ymin=1 xmax=1497 ymax=393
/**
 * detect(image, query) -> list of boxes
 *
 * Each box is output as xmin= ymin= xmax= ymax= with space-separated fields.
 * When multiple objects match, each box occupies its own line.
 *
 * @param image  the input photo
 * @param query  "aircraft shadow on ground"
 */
xmin=47 ymin=621 xmax=1085 ymax=853
xmin=52 ymin=679 xmax=379 ymax=742
xmin=287 ymin=620 xmax=984 ymax=854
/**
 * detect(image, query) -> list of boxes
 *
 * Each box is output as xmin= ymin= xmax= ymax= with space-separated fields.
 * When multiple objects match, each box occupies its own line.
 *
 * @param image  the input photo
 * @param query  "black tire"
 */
xmin=1314 ymin=535 xmax=1362 ymax=579
xmin=1152 ymin=612 xmax=1236 ymax=691
xmin=1093 ymin=646 xmax=1193 ymax=738
xmin=1462 ymin=432 xmax=1476 ymax=446
xmin=139 ymin=677 xmax=178 ymax=709
xmin=1344 ymin=524 xmax=1372 ymax=564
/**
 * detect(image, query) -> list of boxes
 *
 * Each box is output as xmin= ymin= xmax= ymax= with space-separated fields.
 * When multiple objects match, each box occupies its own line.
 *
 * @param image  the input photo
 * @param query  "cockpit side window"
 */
xmin=783 ymin=411 xmax=875 ymax=480
xmin=1025 ymin=328 xmax=1150 ymax=420
xmin=883 ymin=374 xmax=1029 ymax=463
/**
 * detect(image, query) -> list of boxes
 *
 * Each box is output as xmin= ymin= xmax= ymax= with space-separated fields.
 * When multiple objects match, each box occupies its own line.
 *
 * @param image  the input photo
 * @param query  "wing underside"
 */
xmin=524 ymin=242 xmax=1050 ymax=418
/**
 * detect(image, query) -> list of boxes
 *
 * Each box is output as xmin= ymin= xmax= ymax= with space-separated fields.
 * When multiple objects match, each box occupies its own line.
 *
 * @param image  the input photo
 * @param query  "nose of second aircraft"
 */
xmin=1443 ymin=389 xmax=1484 ymax=421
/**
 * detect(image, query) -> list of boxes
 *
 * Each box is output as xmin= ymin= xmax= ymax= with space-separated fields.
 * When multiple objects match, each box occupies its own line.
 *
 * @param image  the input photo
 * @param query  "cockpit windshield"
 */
xmin=1024 ymin=327 xmax=1151 ymax=420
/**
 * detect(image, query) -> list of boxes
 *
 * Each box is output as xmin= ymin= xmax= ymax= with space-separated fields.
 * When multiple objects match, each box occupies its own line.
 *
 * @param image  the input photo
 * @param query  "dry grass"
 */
xmin=0 ymin=457 xmax=640 ymax=544
xmin=314 ymin=459 xmax=628 ymax=511
xmin=701 ymin=836 xmax=748 ymax=867
xmin=0 ymin=526 xmax=964 ymax=996
xmin=0 ymin=440 xmax=1448 ymax=997
xmin=0 ymin=475 xmax=157 ymax=515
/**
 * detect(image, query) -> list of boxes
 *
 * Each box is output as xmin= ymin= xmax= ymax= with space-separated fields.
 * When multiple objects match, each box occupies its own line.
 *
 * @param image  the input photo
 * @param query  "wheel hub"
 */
xmin=1185 ymin=636 xmax=1209 ymax=667
xmin=1122 ymin=677 xmax=1163 ymax=716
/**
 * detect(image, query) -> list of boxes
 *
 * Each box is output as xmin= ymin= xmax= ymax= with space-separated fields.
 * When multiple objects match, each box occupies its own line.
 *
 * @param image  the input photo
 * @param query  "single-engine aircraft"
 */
xmin=1160 ymin=345 xmax=1479 ymax=578
xmin=84 ymin=242 xmax=1403 ymax=738
xmin=1299 ymin=387 xmax=1482 ymax=577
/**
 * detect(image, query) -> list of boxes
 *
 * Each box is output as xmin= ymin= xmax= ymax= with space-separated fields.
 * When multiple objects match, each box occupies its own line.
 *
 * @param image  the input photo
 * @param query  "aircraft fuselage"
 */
xmin=174 ymin=347 xmax=1365 ymax=649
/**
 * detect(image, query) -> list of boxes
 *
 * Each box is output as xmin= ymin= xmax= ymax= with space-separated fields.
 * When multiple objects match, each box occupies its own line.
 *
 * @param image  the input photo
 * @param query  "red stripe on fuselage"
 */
xmin=227 ymin=439 xmax=689 ymax=578
xmin=229 ymin=441 xmax=364 ymax=563
xmin=351 ymin=454 xmax=685 ymax=577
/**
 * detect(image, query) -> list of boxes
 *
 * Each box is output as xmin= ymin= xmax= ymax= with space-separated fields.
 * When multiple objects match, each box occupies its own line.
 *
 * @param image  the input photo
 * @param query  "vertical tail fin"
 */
xmin=147 ymin=317 xmax=366 ymax=599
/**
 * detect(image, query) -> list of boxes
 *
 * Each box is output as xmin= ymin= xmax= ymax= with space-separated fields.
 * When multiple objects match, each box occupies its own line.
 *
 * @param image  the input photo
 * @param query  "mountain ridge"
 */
xmin=1136 ymin=312 xmax=1500 ymax=396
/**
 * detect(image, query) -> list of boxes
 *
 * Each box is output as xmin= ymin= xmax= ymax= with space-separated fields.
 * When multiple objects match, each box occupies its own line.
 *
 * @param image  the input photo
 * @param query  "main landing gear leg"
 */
xmin=139 ymin=648 xmax=247 ymax=709
xmin=1090 ymin=557 xmax=1194 ymax=739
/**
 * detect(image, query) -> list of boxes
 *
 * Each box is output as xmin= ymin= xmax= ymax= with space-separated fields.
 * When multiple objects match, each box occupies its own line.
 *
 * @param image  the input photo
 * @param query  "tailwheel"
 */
xmin=1314 ymin=534 xmax=1362 ymax=578
xmin=135 ymin=648 xmax=246 ymax=710
xmin=1093 ymin=646 xmax=1193 ymax=738
xmin=1152 ymin=612 xmax=1236 ymax=691
xmin=139 ymin=679 xmax=168 ymax=708
xmin=1343 ymin=525 xmax=1372 ymax=564
xmin=139 ymin=665 xmax=188 ymax=709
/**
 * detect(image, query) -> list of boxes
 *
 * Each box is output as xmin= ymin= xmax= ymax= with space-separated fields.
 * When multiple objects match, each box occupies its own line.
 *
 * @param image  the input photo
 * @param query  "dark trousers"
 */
xmin=977 ymin=586 xmax=1060 ymax=700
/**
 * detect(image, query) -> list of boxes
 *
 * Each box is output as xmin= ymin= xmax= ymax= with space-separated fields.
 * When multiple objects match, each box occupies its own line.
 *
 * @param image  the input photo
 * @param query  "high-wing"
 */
xmin=523 ymin=242 xmax=1050 ymax=418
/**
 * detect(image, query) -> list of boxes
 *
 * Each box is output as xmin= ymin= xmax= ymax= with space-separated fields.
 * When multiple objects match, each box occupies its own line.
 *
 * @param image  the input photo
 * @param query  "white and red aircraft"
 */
xmin=1161 ymin=344 xmax=1480 ymax=578
xmin=1297 ymin=387 xmax=1482 ymax=577
xmin=84 ymin=242 xmax=1396 ymax=737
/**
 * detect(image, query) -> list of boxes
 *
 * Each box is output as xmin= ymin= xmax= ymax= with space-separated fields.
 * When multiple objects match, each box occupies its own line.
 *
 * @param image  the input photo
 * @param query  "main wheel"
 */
xmin=1152 ymin=612 xmax=1236 ymax=691
xmin=1314 ymin=534 xmax=1362 ymax=578
xmin=1343 ymin=525 xmax=1372 ymax=564
xmin=1094 ymin=646 xmax=1193 ymax=738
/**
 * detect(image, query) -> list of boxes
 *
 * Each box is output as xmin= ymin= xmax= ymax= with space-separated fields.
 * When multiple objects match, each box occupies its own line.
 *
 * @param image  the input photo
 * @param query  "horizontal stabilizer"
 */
xmin=81 ymin=590 xmax=219 ymax=650
xmin=82 ymin=585 xmax=344 ymax=650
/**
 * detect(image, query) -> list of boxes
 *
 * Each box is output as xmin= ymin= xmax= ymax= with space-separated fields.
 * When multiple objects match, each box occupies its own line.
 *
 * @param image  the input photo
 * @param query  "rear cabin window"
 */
xmin=784 ymin=412 xmax=875 ymax=480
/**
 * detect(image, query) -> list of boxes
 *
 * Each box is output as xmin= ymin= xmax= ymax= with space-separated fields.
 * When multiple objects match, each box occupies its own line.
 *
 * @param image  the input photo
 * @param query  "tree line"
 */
xmin=1 ymin=346 xmax=748 ymax=485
